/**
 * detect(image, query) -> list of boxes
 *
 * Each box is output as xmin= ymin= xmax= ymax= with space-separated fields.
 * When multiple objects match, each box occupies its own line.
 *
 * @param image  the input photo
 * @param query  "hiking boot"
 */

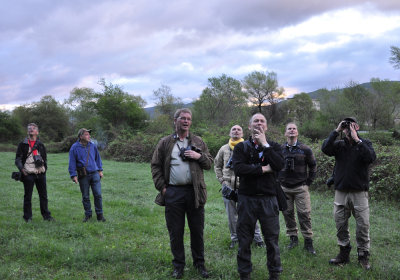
xmin=329 ymin=245 xmax=351 ymax=265
xmin=287 ymin=236 xmax=298 ymax=249
xmin=83 ymin=215 xmax=92 ymax=222
xmin=229 ymin=240 xmax=238 ymax=249
xmin=172 ymin=267 xmax=184 ymax=279
xmin=97 ymin=213 xmax=106 ymax=222
xmin=239 ymin=273 xmax=251 ymax=280
xmin=43 ymin=216 xmax=55 ymax=222
xmin=195 ymin=264 xmax=209 ymax=278
xmin=358 ymin=250 xmax=371 ymax=270
xmin=304 ymin=238 xmax=316 ymax=255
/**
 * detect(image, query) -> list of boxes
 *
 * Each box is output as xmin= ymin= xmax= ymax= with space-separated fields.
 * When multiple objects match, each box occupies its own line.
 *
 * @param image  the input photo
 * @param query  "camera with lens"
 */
xmin=285 ymin=157 xmax=295 ymax=172
xmin=226 ymin=156 xmax=233 ymax=169
xmin=341 ymin=121 xmax=351 ymax=129
xmin=11 ymin=171 xmax=22 ymax=181
xmin=33 ymin=154 xmax=44 ymax=167
xmin=326 ymin=176 xmax=334 ymax=187
xmin=221 ymin=183 xmax=238 ymax=202
xmin=178 ymin=145 xmax=201 ymax=161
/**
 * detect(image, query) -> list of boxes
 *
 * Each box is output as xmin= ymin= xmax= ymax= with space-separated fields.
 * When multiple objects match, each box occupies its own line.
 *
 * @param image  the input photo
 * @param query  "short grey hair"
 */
xmin=174 ymin=108 xmax=192 ymax=119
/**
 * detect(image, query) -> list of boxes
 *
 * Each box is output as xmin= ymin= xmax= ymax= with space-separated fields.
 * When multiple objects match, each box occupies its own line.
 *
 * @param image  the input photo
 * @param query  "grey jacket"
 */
xmin=151 ymin=132 xmax=213 ymax=208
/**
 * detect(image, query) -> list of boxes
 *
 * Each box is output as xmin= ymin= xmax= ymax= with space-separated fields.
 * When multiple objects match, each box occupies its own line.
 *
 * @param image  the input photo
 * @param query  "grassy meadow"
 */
xmin=0 ymin=152 xmax=399 ymax=280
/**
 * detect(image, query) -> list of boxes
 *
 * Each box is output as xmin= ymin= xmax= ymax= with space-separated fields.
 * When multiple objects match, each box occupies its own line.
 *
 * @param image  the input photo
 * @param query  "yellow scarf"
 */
xmin=229 ymin=138 xmax=244 ymax=150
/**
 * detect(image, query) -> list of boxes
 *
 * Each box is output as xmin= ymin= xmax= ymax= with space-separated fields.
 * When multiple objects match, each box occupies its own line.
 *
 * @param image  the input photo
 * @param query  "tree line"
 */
xmin=1 ymin=47 xmax=400 ymax=156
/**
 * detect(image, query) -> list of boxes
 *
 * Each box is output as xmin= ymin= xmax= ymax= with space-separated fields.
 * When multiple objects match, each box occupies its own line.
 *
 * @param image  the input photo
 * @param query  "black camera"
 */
xmin=33 ymin=155 xmax=44 ymax=167
xmin=178 ymin=145 xmax=201 ymax=161
xmin=326 ymin=176 xmax=334 ymax=187
xmin=11 ymin=171 xmax=22 ymax=181
xmin=341 ymin=121 xmax=351 ymax=129
xmin=285 ymin=157 xmax=295 ymax=172
xmin=221 ymin=184 xmax=238 ymax=202
xmin=226 ymin=157 xmax=233 ymax=169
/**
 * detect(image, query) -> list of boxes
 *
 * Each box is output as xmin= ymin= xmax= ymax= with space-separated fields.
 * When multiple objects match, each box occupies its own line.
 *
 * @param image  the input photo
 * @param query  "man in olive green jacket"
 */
xmin=151 ymin=108 xmax=213 ymax=279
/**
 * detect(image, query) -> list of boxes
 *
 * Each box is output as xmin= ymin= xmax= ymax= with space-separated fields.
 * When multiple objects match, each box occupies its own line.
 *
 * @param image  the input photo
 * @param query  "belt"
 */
xmin=168 ymin=184 xmax=193 ymax=188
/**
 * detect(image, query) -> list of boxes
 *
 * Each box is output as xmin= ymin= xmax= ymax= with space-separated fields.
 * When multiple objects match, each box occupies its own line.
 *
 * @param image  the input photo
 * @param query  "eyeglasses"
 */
xmin=178 ymin=117 xmax=192 ymax=121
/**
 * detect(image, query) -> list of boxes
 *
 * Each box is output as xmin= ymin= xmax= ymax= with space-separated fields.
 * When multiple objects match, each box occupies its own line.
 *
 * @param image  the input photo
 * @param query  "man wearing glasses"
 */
xmin=151 ymin=108 xmax=213 ymax=279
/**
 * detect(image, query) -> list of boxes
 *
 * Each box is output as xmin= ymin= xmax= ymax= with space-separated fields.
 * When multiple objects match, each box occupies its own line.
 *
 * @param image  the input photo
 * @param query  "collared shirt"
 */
xmin=68 ymin=140 xmax=103 ymax=178
xmin=169 ymin=138 xmax=192 ymax=185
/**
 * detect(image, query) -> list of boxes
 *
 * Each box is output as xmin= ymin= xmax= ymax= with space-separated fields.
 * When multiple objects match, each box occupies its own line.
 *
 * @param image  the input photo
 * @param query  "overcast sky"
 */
xmin=1 ymin=0 xmax=400 ymax=110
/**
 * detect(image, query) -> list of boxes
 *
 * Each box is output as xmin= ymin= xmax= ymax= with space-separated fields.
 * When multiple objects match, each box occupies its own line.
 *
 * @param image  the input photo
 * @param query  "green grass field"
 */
xmin=1 ymin=152 xmax=399 ymax=279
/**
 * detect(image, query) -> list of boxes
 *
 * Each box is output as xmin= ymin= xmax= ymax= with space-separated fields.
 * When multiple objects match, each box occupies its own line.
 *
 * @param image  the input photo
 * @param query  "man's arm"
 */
xmin=68 ymin=146 xmax=78 ymax=178
xmin=151 ymin=140 xmax=168 ymax=193
xmin=305 ymin=146 xmax=317 ymax=186
xmin=213 ymin=147 xmax=225 ymax=184
xmin=357 ymin=139 xmax=377 ymax=164
xmin=321 ymin=130 xmax=339 ymax=156
xmin=263 ymin=142 xmax=285 ymax=172
xmin=15 ymin=143 xmax=24 ymax=171
xmin=232 ymin=142 xmax=263 ymax=177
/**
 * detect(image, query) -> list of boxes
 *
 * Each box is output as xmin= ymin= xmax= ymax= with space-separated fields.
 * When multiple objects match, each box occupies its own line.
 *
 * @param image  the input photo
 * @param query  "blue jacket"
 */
xmin=68 ymin=141 xmax=103 ymax=178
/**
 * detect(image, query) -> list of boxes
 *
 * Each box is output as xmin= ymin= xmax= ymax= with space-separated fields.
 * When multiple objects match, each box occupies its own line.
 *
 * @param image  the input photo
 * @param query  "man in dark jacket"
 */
xmin=232 ymin=113 xmax=284 ymax=280
xmin=321 ymin=117 xmax=376 ymax=270
xmin=151 ymin=108 xmax=213 ymax=279
xmin=15 ymin=123 xmax=54 ymax=222
xmin=279 ymin=123 xmax=317 ymax=254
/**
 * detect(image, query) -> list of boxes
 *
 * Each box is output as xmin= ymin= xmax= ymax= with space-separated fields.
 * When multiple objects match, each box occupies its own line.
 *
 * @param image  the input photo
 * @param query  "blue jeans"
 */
xmin=78 ymin=171 xmax=103 ymax=216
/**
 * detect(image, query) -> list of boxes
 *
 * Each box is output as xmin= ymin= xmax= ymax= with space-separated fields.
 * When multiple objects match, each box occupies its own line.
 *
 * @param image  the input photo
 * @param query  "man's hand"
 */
xmin=184 ymin=150 xmax=201 ymax=160
xmin=253 ymin=126 xmax=267 ymax=146
xmin=162 ymin=187 xmax=167 ymax=195
xmin=22 ymin=169 xmax=28 ymax=176
xmin=349 ymin=122 xmax=360 ymax=142
xmin=98 ymin=171 xmax=103 ymax=179
xmin=262 ymin=164 xmax=273 ymax=173
xmin=72 ymin=176 xmax=78 ymax=184
xmin=335 ymin=121 xmax=344 ymax=133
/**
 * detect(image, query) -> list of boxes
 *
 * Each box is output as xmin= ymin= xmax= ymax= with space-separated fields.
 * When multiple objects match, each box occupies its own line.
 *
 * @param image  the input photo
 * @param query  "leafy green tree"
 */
xmin=13 ymin=96 xmax=71 ymax=142
xmin=368 ymin=78 xmax=400 ymax=129
xmin=96 ymin=79 xmax=147 ymax=130
xmin=64 ymin=87 xmax=98 ymax=129
xmin=0 ymin=111 xmax=24 ymax=142
xmin=285 ymin=93 xmax=315 ymax=125
xmin=341 ymin=81 xmax=372 ymax=127
xmin=390 ymin=46 xmax=400 ymax=69
xmin=193 ymin=74 xmax=248 ymax=126
xmin=242 ymin=71 xmax=284 ymax=120
xmin=152 ymin=85 xmax=183 ymax=120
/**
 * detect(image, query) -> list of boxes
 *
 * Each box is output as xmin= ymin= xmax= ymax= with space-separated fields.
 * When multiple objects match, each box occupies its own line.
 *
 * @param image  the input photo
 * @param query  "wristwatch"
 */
xmin=356 ymin=139 xmax=363 ymax=145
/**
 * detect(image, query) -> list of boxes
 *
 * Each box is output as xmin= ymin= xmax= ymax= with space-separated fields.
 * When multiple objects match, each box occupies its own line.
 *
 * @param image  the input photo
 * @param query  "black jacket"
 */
xmin=15 ymin=138 xmax=48 ymax=172
xmin=232 ymin=138 xmax=284 ymax=196
xmin=321 ymin=131 xmax=376 ymax=191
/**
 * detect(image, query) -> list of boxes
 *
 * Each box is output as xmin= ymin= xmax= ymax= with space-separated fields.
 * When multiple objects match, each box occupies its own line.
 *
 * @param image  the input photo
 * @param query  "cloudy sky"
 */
xmin=1 ymin=0 xmax=400 ymax=110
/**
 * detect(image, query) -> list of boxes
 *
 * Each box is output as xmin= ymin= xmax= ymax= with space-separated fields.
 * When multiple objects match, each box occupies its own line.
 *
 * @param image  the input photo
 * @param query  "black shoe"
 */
xmin=195 ymin=264 xmax=209 ymax=278
xmin=304 ymin=238 xmax=316 ymax=255
xmin=287 ymin=236 xmax=298 ymax=249
xmin=229 ymin=240 xmax=238 ymax=249
xmin=329 ymin=245 xmax=351 ymax=265
xmin=172 ymin=267 xmax=184 ymax=279
xmin=97 ymin=214 xmax=106 ymax=222
xmin=240 ymin=273 xmax=251 ymax=280
xmin=358 ymin=250 xmax=371 ymax=270
xmin=43 ymin=216 xmax=55 ymax=222
xmin=255 ymin=241 xmax=265 ymax=248
xmin=83 ymin=215 xmax=92 ymax=222
xmin=23 ymin=217 xmax=32 ymax=223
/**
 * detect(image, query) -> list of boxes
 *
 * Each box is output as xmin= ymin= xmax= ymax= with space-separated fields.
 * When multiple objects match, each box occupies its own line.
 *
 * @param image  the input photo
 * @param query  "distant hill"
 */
xmin=306 ymin=81 xmax=399 ymax=100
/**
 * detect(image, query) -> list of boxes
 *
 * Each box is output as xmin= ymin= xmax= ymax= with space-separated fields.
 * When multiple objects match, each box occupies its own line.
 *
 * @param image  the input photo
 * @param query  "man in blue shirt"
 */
xmin=69 ymin=128 xmax=106 ymax=222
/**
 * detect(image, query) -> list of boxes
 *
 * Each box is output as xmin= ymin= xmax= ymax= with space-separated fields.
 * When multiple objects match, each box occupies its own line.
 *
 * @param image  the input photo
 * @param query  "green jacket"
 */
xmin=151 ymin=132 xmax=213 ymax=208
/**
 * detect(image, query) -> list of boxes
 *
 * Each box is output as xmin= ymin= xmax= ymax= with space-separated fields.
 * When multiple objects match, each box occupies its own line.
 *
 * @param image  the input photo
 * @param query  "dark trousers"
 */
xmin=237 ymin=194 xmax=282 ymax=274
xmin=164 ymin=186 xmax=205 ymax=269
xmin=22 ymin=173 xmax=51 ymax=219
